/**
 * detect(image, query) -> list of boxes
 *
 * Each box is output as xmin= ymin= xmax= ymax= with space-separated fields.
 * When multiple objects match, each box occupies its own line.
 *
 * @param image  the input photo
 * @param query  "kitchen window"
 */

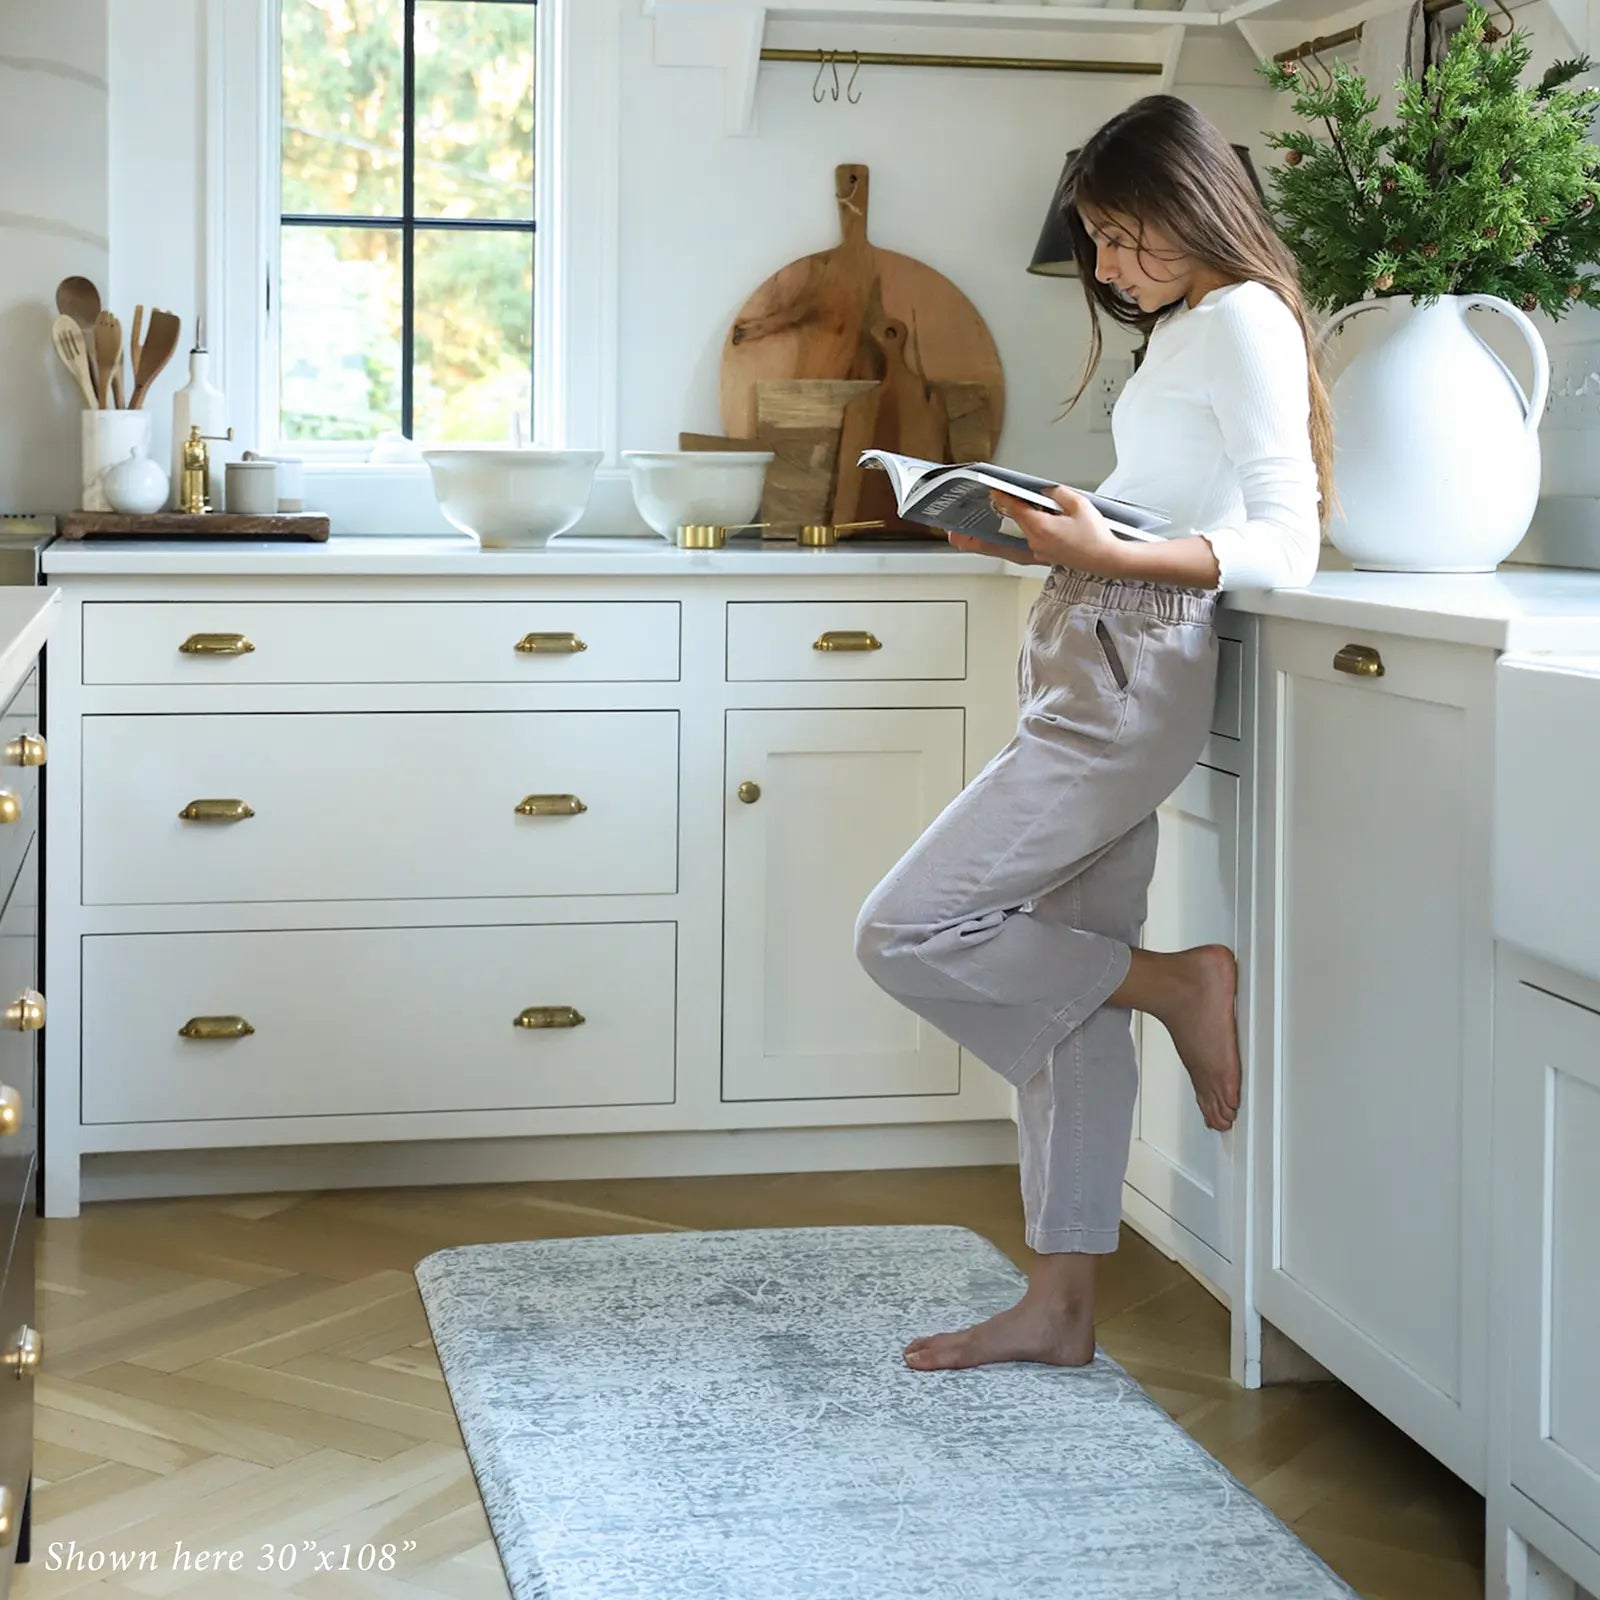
xmin=275 ymin=0 xmax=538 ymax=447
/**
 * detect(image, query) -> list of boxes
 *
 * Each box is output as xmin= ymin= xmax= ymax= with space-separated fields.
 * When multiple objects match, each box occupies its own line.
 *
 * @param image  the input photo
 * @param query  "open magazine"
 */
xmin=859 ymin=450 xmax=1171 ymax=553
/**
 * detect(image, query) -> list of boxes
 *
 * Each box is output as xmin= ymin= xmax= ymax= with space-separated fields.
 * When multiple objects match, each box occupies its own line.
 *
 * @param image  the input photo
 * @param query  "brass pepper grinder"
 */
xmin=178 ymin=424 xmax=234 ymax=514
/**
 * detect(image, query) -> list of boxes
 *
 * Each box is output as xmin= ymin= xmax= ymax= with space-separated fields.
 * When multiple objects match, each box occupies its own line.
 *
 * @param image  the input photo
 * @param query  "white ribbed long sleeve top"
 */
xmin=1095 ymin=279 xmax=1322 ymax=592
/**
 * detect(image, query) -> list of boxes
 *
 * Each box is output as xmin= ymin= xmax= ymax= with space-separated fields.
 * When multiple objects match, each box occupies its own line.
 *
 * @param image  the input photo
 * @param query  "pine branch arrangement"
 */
xmin=1260 ymin=4 xmax=1600 ymax=316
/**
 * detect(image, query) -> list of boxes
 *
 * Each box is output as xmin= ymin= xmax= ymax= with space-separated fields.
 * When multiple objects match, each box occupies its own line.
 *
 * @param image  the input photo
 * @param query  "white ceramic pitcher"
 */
xmin=1320 ymin=293 xmax=1548 ymax=572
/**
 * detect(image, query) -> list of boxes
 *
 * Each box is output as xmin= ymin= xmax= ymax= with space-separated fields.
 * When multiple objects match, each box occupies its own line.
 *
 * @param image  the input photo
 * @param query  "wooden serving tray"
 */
xmin=60 ymin=511 xmax=330 ymax=542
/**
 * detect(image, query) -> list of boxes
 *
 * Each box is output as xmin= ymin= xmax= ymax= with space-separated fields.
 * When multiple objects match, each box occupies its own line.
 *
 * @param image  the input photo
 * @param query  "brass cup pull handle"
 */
xmin=179 ymin=632 xmax=256 ymax=656
xmin=814 ymin=630 xmax=883 ymax=653
xmin=0 ymin=1085 xmax=20 ymax=1138
xmin=4 ymin=991 xmax=44 ymax=1032
xmin=0 ymin=1483 xmax=14 ymax=1545
xmin=515 ymin=794 xmax=587 ymax=817
xmin=179 ymin=799 xmax=255 ymax=822
xmin=179 ymin=1015 xmax=256 ymax=1040
xmin=0 ymin=790 xmax=19 ymax=826
xmin=516 ymin=631 xmax=587 ymax=655
xmin=4 ymin=1324 xmax=40 ymax=1379
xmin=1333 ymin=644 xmax=1385 ymax=678
xmin=514 ymin=1005 xmax=586 ymax=1030
xmin=3 ymin=734 xmax=45 ymax=768
xmin=737 ymin=781 xmax=761 ymax=804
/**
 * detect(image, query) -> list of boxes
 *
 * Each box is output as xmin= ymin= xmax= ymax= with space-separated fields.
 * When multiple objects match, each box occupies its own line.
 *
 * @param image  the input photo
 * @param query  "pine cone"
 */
xmin=1285 ymin=149 xmax=1304 ymax=166
xmin=1523 ymin=292 xmax=1540 ymax=311
xmin=1570 ymin=282 xmax=1584 ymax=298
xmin=1374 ymin=272 xmax=1396 ymax=291
xmin=1539 ymin=215 xmax=1551 ymax=225
xmin=1581 ymin=194 xmax=1596 ymax=213
xmin=1421 ymin=242 xmax=1439 ymax=259
xmin=1484 ymin=24 xmax=1503 ymax=40
xmin=1483 ymin=226 xmax=1499 ymax=240
xmin=1381 ymin=177 xmax=1398 ymax=195
xmin=1280 ymin=60 xmax=1300 ymax=79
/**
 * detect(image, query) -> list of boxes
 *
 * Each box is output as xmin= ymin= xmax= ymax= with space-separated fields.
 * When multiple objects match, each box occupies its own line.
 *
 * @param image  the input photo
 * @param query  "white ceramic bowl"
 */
xmin=622 ymin=450 xmax=773 ymax=539
xmin=422 ymin=448 xmax=603 ymax=548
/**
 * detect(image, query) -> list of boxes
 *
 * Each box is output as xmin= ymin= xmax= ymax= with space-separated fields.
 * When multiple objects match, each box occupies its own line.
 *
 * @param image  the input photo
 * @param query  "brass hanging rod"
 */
xmin=1273 ymin=0 xmax=1471 ymax=62
xmin=762 ymin=45 xmax=1163 ymax=76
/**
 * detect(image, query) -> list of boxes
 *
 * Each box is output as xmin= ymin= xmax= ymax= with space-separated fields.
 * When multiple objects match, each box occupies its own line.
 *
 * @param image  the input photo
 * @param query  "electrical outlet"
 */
xmin=1090 ymin=358 xmax=1132 ymax=434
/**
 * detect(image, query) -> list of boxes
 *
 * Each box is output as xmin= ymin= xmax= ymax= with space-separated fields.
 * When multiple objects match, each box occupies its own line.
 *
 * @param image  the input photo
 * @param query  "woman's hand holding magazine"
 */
xmin=858 ymin=450 xmax=1171 ymax=569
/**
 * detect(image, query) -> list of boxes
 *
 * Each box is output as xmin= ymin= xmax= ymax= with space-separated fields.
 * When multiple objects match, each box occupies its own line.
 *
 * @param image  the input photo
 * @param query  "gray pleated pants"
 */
xmin=855 ymin=567 xmax=1219 ymax=1254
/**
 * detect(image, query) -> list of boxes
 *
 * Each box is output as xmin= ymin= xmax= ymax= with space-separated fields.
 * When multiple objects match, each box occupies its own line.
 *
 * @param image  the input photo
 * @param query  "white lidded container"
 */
xmin=170 ymin=322 xmax=228 ymax=511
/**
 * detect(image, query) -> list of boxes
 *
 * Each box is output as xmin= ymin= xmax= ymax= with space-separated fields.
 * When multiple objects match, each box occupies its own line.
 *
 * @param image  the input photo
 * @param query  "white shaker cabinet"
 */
xmin=41 ymin=554 xmax=1021 ymax=1216
xmin=722 ymin=707 xmax=965 ymax=1102
xmin=1491 ymin=968 xmax=1600 ymax=1599
xmin=1253 ymin=618 xmax=1496 ymax=1491
xmin=1126 ymin=761 xmax=1240 ymax=1270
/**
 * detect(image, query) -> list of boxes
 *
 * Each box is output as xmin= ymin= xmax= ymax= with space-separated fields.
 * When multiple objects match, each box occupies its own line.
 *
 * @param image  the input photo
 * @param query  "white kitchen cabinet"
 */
xmin=42 ymin=556 xmax=1022 ymax=1216
xmin=1127 ymin=761 xmax=1238 ymax=1271
xmin=722 ymin=707 xmax=965 ymax=1102
xmin=1492 ymin=969 xmax=1600 ymax=1595
xmin=1254 ymin=618 xmax=1495 ymax=1491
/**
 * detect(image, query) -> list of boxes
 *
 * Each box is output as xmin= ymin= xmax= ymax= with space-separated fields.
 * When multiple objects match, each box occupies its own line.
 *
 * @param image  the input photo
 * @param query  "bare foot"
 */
xmin=1110 ymin=943 xmax=1241 ymax=1132
xmin=904 ymin=1252 xmax=1096 ymax=1371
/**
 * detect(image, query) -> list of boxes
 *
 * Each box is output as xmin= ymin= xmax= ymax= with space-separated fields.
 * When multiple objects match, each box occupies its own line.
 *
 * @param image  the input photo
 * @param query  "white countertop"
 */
xmin=1226 ymin=566 xmax=1600 ymax=652
xmin=40 ymin=534 xmax=1014 ymax=579
xmin=38 ymin=533 xmax=1600 ymax=650
xmin=0 ymin=588 xmax=60 ymax=699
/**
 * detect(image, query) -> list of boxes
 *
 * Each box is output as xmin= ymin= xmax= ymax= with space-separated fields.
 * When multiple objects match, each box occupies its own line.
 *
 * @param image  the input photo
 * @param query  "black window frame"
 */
xmin=278 ymin=0 xmax=538 ymax=441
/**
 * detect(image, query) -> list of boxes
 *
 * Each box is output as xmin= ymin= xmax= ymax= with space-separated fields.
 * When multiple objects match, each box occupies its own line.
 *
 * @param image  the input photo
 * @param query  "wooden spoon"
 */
xmin=56 ymin=277 xmax=103 ymax=398
xmin=128 ymin=308 xmax=180 ymax=409
xmin=93 ymin=311 xmax=123 ymax=409
xmin=129 ymin=304 xmax=145 ymax=377
xmin=51 ymin=315 xmax=98 ymax=408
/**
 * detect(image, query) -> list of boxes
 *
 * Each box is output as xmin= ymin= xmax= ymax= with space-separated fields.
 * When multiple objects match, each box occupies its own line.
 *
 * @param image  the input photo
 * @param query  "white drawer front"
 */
xmin=81 ymin=922 xmax=676 ymax=1121
xmin=82 ymin=601 xmax=681 ymax=684
xmin=82 ymin=711 xmax=678 ymax=904
xmin=726 ymin=601 xmax=966 ymax=681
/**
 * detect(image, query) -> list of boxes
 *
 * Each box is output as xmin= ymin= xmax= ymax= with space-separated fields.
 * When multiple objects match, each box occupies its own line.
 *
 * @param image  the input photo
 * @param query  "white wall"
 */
xmin=616 ymin=26 xmax=1282 ymax=494
xmin=0 ymin=0 xmax=110 ymax=515
xmin=104 ymin=2 xmax=1285 ymax=532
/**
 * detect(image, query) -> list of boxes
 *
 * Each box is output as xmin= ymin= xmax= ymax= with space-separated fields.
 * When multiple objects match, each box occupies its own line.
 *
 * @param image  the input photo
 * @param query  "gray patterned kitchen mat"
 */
xmin=414 ymin=1224 xmax=1357 ymax=1599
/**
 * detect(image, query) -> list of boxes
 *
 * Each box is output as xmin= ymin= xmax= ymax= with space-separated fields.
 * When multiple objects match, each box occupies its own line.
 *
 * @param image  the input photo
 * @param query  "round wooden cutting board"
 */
xmin=719 ymin=164 xmax=1005 ymax=450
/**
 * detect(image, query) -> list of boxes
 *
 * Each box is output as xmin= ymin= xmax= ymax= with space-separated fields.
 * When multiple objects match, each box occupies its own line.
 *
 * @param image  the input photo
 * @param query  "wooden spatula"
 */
xmin=93 ymin=311 xmax=123 ymax=408
xmin=128 ymin=308 xmax=180 ymax=410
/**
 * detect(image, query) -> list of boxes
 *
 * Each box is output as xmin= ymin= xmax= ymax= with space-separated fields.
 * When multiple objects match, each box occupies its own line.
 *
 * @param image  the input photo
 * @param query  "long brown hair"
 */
xmin=1061 ymin=95 xmax=1333 ymax=526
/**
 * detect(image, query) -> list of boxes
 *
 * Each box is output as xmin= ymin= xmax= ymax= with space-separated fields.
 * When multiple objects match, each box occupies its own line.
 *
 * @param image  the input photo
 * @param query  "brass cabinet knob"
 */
xmin=515 ymin=631 xmax=586 ymax=654
xmin=4 ymin=991 xmax=44 ymax=1032
xmin=178 ymin=1015 xmax=255 ymax=1040
xmin=514 ymin=1005 xmax=585 ymax=1029
xmin=0 ymin=1085 xmax=19 ymax=1137
xmin=1333 ymin=644 xmax=1385 ymax=678
xmin=179 ymin=799 xmax=255 ymax=823
xmin=0 ymin=1484 xmax=13 ymax=1545
xmin=3 ymin=733 xmax=45 ymax=768
xmin=179 ymin=632 xmax=255 ymax=656
xmin=3 ymin=1324 xmax=40 ymax=1379
xmin=514 ymin=794 xmax=587 ymax=817
xmin=814 ymin=630 xmax=882 ymax=653
xmin=0 ymin=790 xmax=19 ymax=825
xmin=737 ymin=781 xmax=761 ymax=804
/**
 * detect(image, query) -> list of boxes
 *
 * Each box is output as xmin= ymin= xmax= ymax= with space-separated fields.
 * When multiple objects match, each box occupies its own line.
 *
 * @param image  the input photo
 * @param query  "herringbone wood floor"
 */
xmin=13 ymin=1168 xmax=1485 ymax=1599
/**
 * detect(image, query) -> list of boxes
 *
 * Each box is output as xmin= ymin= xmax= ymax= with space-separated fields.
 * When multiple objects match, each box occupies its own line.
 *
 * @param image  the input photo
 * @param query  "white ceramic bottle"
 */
xmin=170 ymin=321 xmax=227 ymax=510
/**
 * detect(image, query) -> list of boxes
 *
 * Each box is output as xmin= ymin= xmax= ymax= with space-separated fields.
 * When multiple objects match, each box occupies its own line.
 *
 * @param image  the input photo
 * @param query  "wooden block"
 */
xmin=58 ymin=511 xmax=330 ymax=541
xmin=938 ymin=381 xmax=996 ymax=462
xmin=755 ymin=379 xmax=878 ymax=434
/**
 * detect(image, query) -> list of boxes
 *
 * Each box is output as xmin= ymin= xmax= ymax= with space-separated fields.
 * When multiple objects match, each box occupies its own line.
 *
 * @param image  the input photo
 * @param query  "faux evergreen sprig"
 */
xmin=1259 ymin=4 xmax=1600 ymax=316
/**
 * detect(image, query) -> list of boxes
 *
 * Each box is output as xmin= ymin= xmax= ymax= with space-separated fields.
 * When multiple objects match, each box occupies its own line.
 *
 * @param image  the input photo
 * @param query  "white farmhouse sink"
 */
xmin=1494 ymin=653 xmax=1600 ymax=983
